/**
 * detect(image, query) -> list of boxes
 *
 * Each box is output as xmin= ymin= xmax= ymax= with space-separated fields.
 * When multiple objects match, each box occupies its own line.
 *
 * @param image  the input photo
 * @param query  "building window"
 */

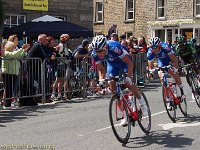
xmin=125 ymin=32 xmax=133 ymax=39
xmin=4 ymin=14 xmax=26 ymax=28
xmin=53 ymin=16 xmax=67 ymax=21
xmin=157 ymin=0 xmax=165 ymax=18
xmin=195 ymin=0 xmax=200 ymax=17
xmin=95 ymin=2 xmax=103 ymax=23
xmin=125 ymin=0 xmax=134 ymax=21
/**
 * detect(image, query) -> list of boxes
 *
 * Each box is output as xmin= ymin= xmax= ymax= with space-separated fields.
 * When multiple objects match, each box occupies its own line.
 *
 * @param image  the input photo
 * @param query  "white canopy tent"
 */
xmin=31 ymin=15 xmax=63 ymax=22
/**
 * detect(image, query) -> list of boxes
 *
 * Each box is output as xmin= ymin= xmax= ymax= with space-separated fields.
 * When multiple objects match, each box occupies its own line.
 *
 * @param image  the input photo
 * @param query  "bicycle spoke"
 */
xmin=137 ymin=92 xmax=151 ymax=133
xmin=109 ymin=94 xmax=131 ymax=144
xmin=162 ymin=85 xmax=176 ymax=122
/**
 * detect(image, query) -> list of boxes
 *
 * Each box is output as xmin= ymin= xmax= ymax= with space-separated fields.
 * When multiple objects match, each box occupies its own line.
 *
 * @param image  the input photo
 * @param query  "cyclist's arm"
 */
xmin=96 ymin=62 xmax=106 ymax=80
xmin=191 ymin=46 xmax=197 ymax=54
xmin=121 ymin=55 xmax=133 ymax=77
xmin=148 ymin=61 xmax=154 ymax=70
xmin=169 ymin=53 xmax=178 ymax=69
xmin=175 ymin=46 xmax=180 ymax=55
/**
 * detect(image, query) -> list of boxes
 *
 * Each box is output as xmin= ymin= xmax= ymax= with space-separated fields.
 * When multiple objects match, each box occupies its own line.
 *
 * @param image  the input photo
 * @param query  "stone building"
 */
xmin=2 ymin=0 xmax=93 ymax=48
xmin=93 ymin=0 xmax=200 ymax=43
xmin=2 ymin=0 xmax=93 ymax=28
xmin=147 ymin=0 xmax=200 ymax=43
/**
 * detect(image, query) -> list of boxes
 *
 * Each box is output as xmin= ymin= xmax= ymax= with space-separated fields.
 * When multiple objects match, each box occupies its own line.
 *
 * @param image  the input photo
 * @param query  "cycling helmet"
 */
xmin=91 ymin=35 xmax=107 ymax=51
xmin=177 ymin=36 xmax=186 ymax=44
xmin=149 ymin=37 xmax=160 ymax=48
xmin=191 ymin=38 xmax=197 ymax=44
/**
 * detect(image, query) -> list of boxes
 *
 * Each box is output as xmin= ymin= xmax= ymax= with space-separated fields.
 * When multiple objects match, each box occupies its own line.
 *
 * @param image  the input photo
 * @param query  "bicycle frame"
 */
xmin=161 ymin=69 xmax=181 ymax=106
xmin=115 ymin=78 xmax=139 ymax=121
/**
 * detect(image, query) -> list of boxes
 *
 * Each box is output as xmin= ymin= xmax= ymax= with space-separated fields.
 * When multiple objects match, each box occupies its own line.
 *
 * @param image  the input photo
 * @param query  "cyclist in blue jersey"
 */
xmin=91 ymin=35 xmax=148 ymax=126
xmin=147 ymin=37 xmax=186 ymax=109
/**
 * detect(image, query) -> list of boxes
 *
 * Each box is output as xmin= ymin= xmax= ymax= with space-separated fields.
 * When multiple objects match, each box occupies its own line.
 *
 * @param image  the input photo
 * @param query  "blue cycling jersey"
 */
xmin=91 ymin=40 xmax=128 ymax=77
xmin=147 ymin=42 xmax=174 ymax=67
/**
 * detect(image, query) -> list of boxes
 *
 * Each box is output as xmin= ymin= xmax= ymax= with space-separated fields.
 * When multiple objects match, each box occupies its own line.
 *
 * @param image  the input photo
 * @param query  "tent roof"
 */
xmin=3 ymin=21 xmax=93 ymax=38
xmin=31 ymin=15 xmax=63 ymax=22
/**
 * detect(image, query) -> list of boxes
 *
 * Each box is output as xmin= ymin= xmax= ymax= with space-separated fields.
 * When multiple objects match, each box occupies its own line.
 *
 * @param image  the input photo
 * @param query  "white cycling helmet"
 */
xmin=91 ymin=35 xmax=107 ymax=51
xmin=149 ymin=37 xmax=160 ymax=48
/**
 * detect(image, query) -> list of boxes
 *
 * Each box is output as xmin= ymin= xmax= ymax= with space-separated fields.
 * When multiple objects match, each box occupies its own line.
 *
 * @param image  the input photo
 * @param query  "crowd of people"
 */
xmin=0 ymin=31 xmax=200 ymax=113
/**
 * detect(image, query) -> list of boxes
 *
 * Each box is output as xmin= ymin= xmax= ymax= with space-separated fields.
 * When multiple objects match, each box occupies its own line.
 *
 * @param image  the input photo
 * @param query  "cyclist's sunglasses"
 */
xmin=96 ymin=47 xmax=106 ymax=53
xmin=179 ymin=43 xmax=186 ymax=46
xmin=150 ymin=45 xmax=158 ymax=49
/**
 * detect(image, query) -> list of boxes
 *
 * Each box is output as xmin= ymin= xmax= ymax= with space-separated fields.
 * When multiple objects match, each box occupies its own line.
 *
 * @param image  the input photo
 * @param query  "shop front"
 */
xmin=147 ymin=19 xmax=200 ymax=44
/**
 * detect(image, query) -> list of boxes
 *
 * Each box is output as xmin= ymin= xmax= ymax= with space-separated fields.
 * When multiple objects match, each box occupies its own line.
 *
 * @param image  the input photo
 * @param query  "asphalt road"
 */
xmin=0 ymin=77 xmax=200 ymax=150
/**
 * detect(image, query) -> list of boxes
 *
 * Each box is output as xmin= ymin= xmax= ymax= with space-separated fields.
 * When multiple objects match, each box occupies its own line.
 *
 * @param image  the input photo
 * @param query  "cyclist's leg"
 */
xmin=168 ymin=69 xmax=186 ymax=96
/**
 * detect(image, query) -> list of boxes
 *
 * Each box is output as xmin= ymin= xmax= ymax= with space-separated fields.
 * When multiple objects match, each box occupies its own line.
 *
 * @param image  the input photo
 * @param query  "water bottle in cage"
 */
xmin=128 ymin=93 xmax=135 ymax=112
xmin=172 ymin=83 xmax=177 ymax=94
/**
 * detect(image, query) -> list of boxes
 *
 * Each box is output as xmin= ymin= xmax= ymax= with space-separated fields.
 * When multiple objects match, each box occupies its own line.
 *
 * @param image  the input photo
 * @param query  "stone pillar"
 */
xmin=165 ymin=28 xmax=168 ymax=42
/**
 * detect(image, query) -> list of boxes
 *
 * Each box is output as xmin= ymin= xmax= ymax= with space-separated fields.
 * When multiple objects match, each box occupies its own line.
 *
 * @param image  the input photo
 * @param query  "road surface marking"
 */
xmin=78 ymin=110 xmax=166 ymax=137
xmin=158 ymin=122 xmax=200 ymax=130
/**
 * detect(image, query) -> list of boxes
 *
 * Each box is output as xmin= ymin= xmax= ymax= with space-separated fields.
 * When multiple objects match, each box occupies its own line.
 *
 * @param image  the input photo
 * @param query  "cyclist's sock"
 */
xmin=51 ymin=92 xmax=55 ymax=97
xmin=58 ymin=93 xmax=61 ymax=98
xmin=180 ymin=87 xmax=186 ymax=96
xmin=178 ymin=83 xmax=184 ymax=89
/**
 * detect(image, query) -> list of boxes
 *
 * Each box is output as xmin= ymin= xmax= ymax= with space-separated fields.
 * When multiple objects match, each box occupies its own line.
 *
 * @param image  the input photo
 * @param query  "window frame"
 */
xmin=156 ymin=0 xmax=165 ymax=19
xmin=53 ymin=15 xmax=67 ymax=21
xmin=125 ymin=0 xmax=135 ymax=21
xmin=195 ymin=0 xmax=200 ymax=17
xmin=125 ymin=32 xmax=133 ymax=39
xmin=4 ymin=14 xmax=26 ymax=28
xmin=95 ymin=1 xmax=104 ymax=23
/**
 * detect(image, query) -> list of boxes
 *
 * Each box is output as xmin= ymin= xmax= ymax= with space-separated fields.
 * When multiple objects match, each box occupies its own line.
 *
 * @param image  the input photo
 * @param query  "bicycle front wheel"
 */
xmin=109 ymin=94 xmax=131 ymax=144
xmin=137 ymin=91 xmax=151 ymax=134
xmin=191 ymin=74 xmax=200 ymax=108
xmin=162 ymin=85 xmax=176 ymax=122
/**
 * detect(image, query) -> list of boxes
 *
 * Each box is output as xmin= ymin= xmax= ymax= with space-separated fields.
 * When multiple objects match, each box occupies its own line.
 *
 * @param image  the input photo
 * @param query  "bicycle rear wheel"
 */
xmin=136 ymin=91 xmax=151 ymax=134
xmin=191 ymin=73 xmax=200 ymax=108
xmin=174 ymin=85 xmax=187 ymax=116
xmin=162 ymin=85 xmax=176 ymax=122
xmin=109 ymin=94 xmax=131 ymax=144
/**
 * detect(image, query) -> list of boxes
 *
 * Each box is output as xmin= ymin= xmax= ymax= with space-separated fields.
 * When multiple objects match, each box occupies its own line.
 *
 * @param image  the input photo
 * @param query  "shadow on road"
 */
xmin=123 ymin=130 xmax=193 ymax=149
xmin=0 ymin=104 xmax=59 ymax=126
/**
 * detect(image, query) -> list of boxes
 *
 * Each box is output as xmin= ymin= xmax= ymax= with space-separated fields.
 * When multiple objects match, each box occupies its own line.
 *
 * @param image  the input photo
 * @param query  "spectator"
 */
xmin=110 ymin=33 xmax=119 ymax=42
xmin=51 ymin=34 xmax=72 ymax=100
xmin=137 ymin=37 xmax=148 ymax=87
xmin=107 ymin=24 xmax=117 ymax=39
xmin=25 ymin=34 xmax=55 ymax=105
xmin=45 ymin=36 xmax=57 ymax=102
xmin=8 ymin=35 xmax=20 ymax=50
xmin=138 ymin=37 xmax=147 ymax=53
xmin=128 ymin=35 xmax=138 ymax=55
xmin=8 ymin=35 xmax=21 ymax=99
xmin=73 ymin=39 xmax=94 ymax=96
xmin=1 ymin=41 xmax=29 ymax=109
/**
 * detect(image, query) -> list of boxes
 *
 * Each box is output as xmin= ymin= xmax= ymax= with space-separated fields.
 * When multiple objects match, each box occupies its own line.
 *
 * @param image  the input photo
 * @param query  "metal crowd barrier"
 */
xmin=43 ymin=57 xmax=87 ymax=101
xmin=0 ymin=53 xmax=147 ymax=104
xmin=0 ymin=58 xmax=43 ymax=105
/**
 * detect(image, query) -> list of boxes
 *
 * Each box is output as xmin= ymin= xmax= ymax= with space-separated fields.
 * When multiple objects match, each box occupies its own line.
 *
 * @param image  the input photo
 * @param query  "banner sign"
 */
xmin=23 ymin=0 xmax=48 ymax=11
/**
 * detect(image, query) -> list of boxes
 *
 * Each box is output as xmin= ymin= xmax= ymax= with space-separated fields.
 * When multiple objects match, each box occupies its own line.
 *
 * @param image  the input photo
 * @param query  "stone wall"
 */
xmin=93 ymin=0 xmax=195 ymax=41
xmin=2 ymin=0 xmax=93 ymax=28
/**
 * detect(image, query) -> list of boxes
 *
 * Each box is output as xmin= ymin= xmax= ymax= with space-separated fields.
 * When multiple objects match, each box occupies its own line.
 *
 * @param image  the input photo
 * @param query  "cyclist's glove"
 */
xmin=98 ymin=79 xmax=106 ymax=88
xmin=125 ymin=77 xmax=133 ymax=85
xmin=172 ymin=67 xmax=178 ymax=74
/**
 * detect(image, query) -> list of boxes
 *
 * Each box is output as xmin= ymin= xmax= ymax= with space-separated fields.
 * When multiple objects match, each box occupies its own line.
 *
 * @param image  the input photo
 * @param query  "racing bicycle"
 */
xmin=109 ymin=76 xmax=151 ymax=144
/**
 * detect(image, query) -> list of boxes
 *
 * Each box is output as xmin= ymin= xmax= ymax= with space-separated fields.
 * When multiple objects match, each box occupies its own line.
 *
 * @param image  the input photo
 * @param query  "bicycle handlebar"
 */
xmin=149 ymin=65 xmax=172 ymax=72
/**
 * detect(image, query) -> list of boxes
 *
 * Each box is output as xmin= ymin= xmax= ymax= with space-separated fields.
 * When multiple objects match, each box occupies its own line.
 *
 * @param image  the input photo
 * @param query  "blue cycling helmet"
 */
xmin=91 ymin=35 xmax=107 ymax=52
xmin=149 ymin=37 xmax=160 ymax=48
